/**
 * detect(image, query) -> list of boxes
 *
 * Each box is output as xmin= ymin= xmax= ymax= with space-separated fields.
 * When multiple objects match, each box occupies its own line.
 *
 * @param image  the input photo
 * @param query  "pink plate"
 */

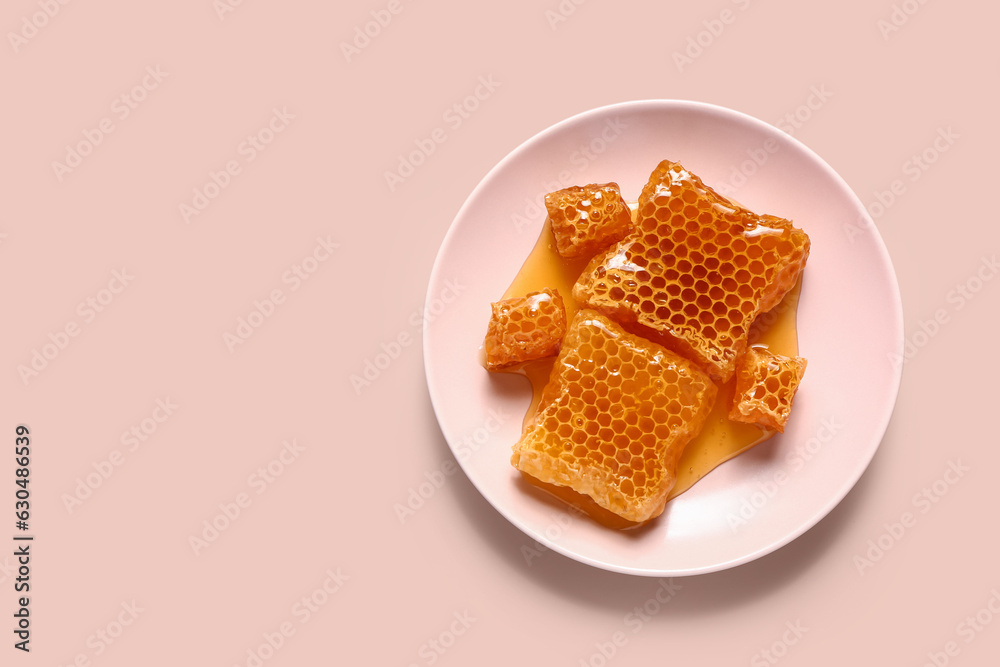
xmin=423 ymin=100 xmax=903 ymax=576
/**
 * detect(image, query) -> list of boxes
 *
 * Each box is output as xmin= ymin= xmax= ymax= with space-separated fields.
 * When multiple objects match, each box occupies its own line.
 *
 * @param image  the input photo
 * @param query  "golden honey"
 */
xmin=494 ymin=205 xmax=803 ymax=524
xmin=729 ymin=347 xmax=808 ymax=433
xmin=511 ymin=310 xmax=717 ymax=523
xmin=484 ymin=289 xmax=566 ymax=371
xmin=545 ymin=182 xmax=634 ymax=259
xmin=575 ymin=160 xmax=809 ymax=383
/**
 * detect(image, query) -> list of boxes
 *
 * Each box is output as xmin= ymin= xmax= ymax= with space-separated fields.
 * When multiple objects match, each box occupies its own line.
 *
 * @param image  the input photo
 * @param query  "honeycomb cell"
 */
xmin=573 ymin=160 xmax=810 ymax=382
xmin=484 ymin=288 xmax=567 ymax=371
xmin=511 ymin=309 xmax=718 ymax=523
xmin=729 ymin=347 xmax=807 ymax=433
xmin=545 ymin=183 xmax=634 ymax=260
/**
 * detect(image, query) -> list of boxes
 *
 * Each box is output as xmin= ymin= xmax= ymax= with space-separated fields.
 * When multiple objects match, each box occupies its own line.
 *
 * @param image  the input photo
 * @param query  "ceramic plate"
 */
xmin=423 ymin=100 xmax=903 ymax=576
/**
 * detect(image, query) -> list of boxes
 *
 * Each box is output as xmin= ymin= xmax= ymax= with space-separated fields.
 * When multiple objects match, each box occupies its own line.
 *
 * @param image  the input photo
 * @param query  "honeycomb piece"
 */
xmin=729 ymin=347 xmax=807 ymax=433
xmin=573 ymin=159 xmax=810 ymax=383
xmin=511 ymin=309 xmax=717 ymax=523
xmin=545 ymin=183 xmax=634 ymax=259
xmin=484 ymin=289 xmax=567 ymax=371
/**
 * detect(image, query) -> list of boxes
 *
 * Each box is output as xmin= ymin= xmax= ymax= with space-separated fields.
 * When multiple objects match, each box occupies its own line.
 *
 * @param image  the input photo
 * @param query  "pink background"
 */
xmin=2 ymin=0 xmax=998 ymax=665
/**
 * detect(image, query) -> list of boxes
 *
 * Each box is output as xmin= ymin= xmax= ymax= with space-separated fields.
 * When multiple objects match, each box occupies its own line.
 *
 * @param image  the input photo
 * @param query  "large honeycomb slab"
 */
xmin=545 ymin=183 xmax=633 ymax=259
xmin=511 ymin=309 xmax=717 ymax=523
xmin=484 ymin=289 xmax=567 ymax=371
xmin=573 ymin=160 xmax=809 ymax=383
xmin=729 ymin=347 xmax=807 ymax=433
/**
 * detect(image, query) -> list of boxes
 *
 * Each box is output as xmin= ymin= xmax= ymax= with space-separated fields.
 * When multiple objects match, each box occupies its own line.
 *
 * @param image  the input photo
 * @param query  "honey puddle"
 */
xmin=494 ymin=207 xmax=801 ymax=525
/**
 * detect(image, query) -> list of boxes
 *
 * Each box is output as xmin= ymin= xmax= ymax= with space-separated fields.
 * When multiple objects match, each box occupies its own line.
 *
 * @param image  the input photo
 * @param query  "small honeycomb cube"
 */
xmin=573 ymin=160 xmax=810 ymax=383
xmin=729 ymin=347 xmax=807 ymax=433
xmin=511 ymin=309 xmax=717 ymax=523
xmin=545 ymin=183 xmax=634 ymax=259
xmin=484 ymin=289 xmax=567 ymax=371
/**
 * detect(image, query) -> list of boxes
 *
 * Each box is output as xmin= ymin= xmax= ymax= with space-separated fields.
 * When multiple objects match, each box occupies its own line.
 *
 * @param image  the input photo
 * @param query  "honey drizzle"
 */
xmin=495 ymin=207 xmax=801 ymax=520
